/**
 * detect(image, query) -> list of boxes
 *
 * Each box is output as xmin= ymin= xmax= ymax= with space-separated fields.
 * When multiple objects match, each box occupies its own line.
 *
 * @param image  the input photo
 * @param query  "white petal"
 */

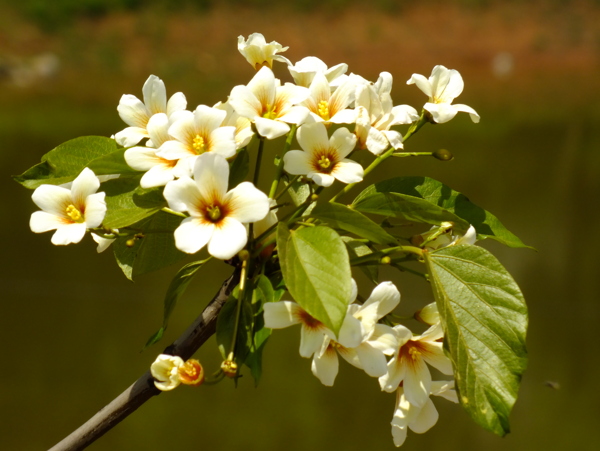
xmin=391 ymin=424 xmax=408 ymax=448
xmin=163 ymin=177 xmax=202 ymax=214
xmin=70 ymin=168 xmax=100 ymax=207
xmin=247 ymin=66 xmax=276 ymax=108
xmin=300 ymin=326 xmax=326 ymax=358
xmin=283 ymin=150 xmax=312 ymax=176
xmin=422 ymin=342 xmax=453 ymax=375
xmin=254 ymin=117 xmax=290 ymax=140
xmin=277 ymin=105 xmax=310 ymax=126
xmin=193 ymin=153 xmax=229 ymax=201
xmin=329 ymin=127 xmax=357 ymax=159
xmin=297 ymin=122 xmax=328 ymax=152
xmin=424 ymin=102 xmax=458 ymax=124
xmin=365 ymin=127 xmax=390 ymax=155
xmin=436 ymin=69 xmax=464 ymax=103
xmin=31 ymin=184 xmax=71 ymax=216
xmin=355 ymin=281 xmax=400 ymax=331
xmin=30 ymin=211 xmax=66 ymax=233
xmin=114 ymin=127 xmax=149 ymax=147
xmin=142 ymin=75 xmax=167 ymax=115
xmin=368 ymin=324 xmax=400 ymax=355
xmin=157 ymin=140 xmax=194 ymax=160
xmin=403 ymin=358 xmax=431 ymax=408
xmin=140 ymin=165 xmax=175 ymax=188
xmin=228 ymin=85 xmax=262 ymax=119
xmin=309 ymin=172 xmax=335 ymax=187
xmin=355 ymin=343 xmax=388 ymax=377
xmin=263 ymin=301 xmax=302 ymax=329
xmin=406 ymin=73 xmax=432 ymax=98
xmin=208 ymin=126 xmax=237 ymax=158
xmin=332 ymin=159 xmax=364 ymax=184
xmin=117 ymin=94 xmax=149 ymax=128
xmin=337 ymin=314 xmax=363 ymax=348
xmin=167 ymin=92 xmax=187 ymax=117
xmin=410 ymin=399 xmax=439 ymax=434
xmin=167 ymin=111 xmax=195 ymax=145
xmin=391 ymin=104 xmax=419 ymax=124
xmin=382 ymin=130 xmax=403 ymax=150
xmin=51 ymin=223 xmax=87 ymax=245
xmin=83 ymin=192 xmax=106 ymax=228
xmin=311 ymin=345 xmax=339 ymax=386
xmin=452 ymin=104 xmax=480 ymax=123
xmin=125 ymin=147 xmax=161 ymax=171
xmin=173 ymin=217 xmax=213 ymax=254
xmin=207 ymin=216 xmax=248 ymax=260
xmin=225 ymin=182 xmax=270 ymax=223
xmin=146 ymin=113 xmax=171 ymax=148
xmin=380 ymin=356 xmax=406 ymax=393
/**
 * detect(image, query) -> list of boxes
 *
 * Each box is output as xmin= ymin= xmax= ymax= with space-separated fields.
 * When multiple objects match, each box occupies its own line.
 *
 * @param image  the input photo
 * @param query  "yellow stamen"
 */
xmin=206 ymin=205 xmax=221 ymax=221
xmin=317 ymin=155 xmax=331 ymax=170
xmin=408 ymin=346 xmax=421 ymax=360
xmin=317 ymin=100 xmax=330 ymax=120
xmin=262 ymin=104 xmax=278 ymax=120
xmin=192 ymin=134 xmax=206 ymax=153
xmin=66 ymin=204 xmax=84 ymax=223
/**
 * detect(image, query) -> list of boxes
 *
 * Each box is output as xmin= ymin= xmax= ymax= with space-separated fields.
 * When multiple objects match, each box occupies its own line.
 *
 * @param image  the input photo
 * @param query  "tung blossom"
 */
xmin=355 ymin=72 xmax=419 ymax=155
xmin=288 ymin=56 xmax=348 ymax=88
xmin=238 ymin=33 xmax=291 ymax=70
xmin=29 ymin=167 xmax=107 ymax=245
xmin=301 ymin=72 xmax=357 ymax=124
xmin=115 ymin=75 xmax=187 ymax=147
xmin=228 ymin=66 xmax=310 ymax=140
xmin=283 ymin=122 xmax=362 ymax=187
xmin=163 ymin=153 xmax=270 ymax=260
xmin=407 ymin=65 xmax=480 ymax=124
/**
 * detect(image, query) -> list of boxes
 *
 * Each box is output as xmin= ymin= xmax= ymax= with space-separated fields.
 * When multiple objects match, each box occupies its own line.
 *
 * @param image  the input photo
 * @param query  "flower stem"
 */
xmin=228 ymin=257 xmax=249 ymax=359
xmin=268 ymin=125 xmax=297 ymax=199
xmin=253 ymin=137 xmax=266 ymax=187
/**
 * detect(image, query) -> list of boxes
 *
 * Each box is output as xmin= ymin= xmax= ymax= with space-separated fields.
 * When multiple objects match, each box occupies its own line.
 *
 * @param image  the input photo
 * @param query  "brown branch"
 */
xmin=48 ymin=270 xmax=240 ymax=451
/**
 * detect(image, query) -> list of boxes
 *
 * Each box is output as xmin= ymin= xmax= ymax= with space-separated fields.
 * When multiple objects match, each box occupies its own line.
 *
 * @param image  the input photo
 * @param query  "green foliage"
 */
xmin=144 ymin=259 xmax=210 ymax=348
xmin=276 ymin=222 xmax=353 ymax=335
xmin=103 ymin=176 xmax=167 ymax=229
xmin=309 ymin=202 xmax=397 ymax=245
xmin=354 ymin=176 xmax=529 ymax=248
xmin=228 ymin=149 xmax=250 ymax=189
xmin=14 ymin=136 xmax=135 ymax=189
xmin=216 ymin=286 xmax=253 ymax=367
xmin=113 ymin=211 xmax=187 ymax=280
xmin=342 ymin=237 xmax=379 ymax=283
xmin=424 ymin=245 xmax=528 ymax=436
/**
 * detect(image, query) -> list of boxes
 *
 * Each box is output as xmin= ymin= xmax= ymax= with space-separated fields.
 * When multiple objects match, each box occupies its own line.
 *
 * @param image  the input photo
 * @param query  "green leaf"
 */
xmin=14 ymin=136 xmax=136 ymax=189
xmin=144 ymin=259 xmax=210 ymax=348
xmin=424 ymin=245 xmax=528 ymax=436
xmin=113 ymin=211 xmax=187 ymax=280
xmin=352 ymin=191 xmax=470 ymax=232
xmin=276 ymin=223 xmax=352 ymax=334
xmin=285 ymin=177 xmax=311 ymax=206
xmin=229 ymin=149 xmax=250 ymax=189
xmin=216 ymin=287 xmax=253 ymax=367
xmin=103 ymin=176 xmax=167 ymax=229
xmin=354 ymin=176 xmax=529 ymax=248
xmin=342 ymin=237 xmax=379 ymax=283
xmin=309 ymin=202 xmax=397 ymax=245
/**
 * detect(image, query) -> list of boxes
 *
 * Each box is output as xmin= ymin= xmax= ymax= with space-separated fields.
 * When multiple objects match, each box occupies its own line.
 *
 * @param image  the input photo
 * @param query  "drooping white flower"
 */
xmin=355 ymin=72 xmax=419 ymax=155
xmin=150 ymin=354 xmax=185 ymax=391
xmin=311 ymin=282 xmax=400 ymax=385
xmin=407 ymin=65 xmax=480 ymax=124
xmin=391 ymin=381 xmax=458 ymax=447
xmin=228 ymin=66 xmax=310 ymax=140
xmin=237 ymin=33 xmax=291 ymax=70
xmin=163 ymin=153 xmax=269 ymax=260
xmin=214 ymin=101 xmax=254 ymax=149
xmin=288 ymin=56 xmax=348 ymax=88
xmin=283 ymin=122 xmax=362 ymax=187
xmin=115 ymin=75 xmax=187 ymax=147
xmin=30 ymin=168 xmax=106 ymax=245
xmin=124 ymin=113 xmax=190 ymax=188
xmin=301 ymin=72 xmax=357 ymax=124
xmin=157 ymin=105 xmax=237 ymax=170
xmin=379 ymin=323 xmax=453 ymax=408
xmin=91 ymin=230 xmax=117 ymax=253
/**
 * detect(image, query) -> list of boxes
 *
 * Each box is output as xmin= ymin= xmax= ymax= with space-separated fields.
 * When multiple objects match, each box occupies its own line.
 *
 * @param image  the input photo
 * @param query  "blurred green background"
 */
xmin=2 ymin=0 xmax=599 ymax=450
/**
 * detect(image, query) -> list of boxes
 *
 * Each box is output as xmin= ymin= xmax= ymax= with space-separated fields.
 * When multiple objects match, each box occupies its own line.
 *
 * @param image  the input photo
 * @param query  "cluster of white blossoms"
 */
xmin=264 ymin=281 xmax=458 ymax=447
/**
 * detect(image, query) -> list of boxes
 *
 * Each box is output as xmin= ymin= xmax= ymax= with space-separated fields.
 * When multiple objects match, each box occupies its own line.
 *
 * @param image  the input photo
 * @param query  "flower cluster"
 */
xmin=150 ymin=354 xmax=205 ymax=390
xmin=264 ymin=281 xmax=460 ymax=447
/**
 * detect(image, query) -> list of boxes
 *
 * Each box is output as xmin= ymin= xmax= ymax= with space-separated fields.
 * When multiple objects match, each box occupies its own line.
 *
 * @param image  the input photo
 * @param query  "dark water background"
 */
xmin=1 ymin=2 xmax=599 ymax=450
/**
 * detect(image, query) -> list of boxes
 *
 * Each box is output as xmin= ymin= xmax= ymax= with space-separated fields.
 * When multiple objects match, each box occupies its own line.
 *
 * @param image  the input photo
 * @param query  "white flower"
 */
xmin=150 ymin=354 xmax=185 ymax=391
xmin=124 ymin=113 xmax=190 ymax=188
xmin=414 ymin=302 xmax=440 ymax=327
xmin=413 ymin=224 xmax=477 ymax=250
xmin=238 ymin=33 xmax=291 ymax=70
xmin=311 ymin=282 xmax=400 ymax=385
xmin=163 ymin=153 xmax=269 ymax=259
xmin=288 ymin=56 xmax=348 ymax=88
xmin=391 ymin=381 xmax=458 ymax=447
xmin=157 ymin=105 xmax=237 ymax=170
xmin=407 ymin=65 xmax=480 ymax=124
xmin=355 ymin=72 xmax=419 ymax=155
xmin=115 ymin=75 xmax=187 ymax=147
xmin=214 ymin=101 xmax=254 ymax=149
xmin=379 ymin=323 xmax=453 ymax=408
xmin=253 ymin=198 xmax=278 ymax=239
xmin=301 ymin=72 xmax=357 ymax=124
xmin=91 ymin=230 xmax=117 ymax=253
xmin=229 ymin=66 xmax=310 ymax=140
xmin=30 ymin=168 xmax=106 ymax=245
xmin=283 ymin=122 xmax=362 ymax=187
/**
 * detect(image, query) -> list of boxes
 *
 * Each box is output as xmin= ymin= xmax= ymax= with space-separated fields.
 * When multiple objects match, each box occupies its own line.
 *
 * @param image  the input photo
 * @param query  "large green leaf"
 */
xmin=352 ymin=191 xmax=470 ymax=232
xmin=113 ymin=211 xmax=187 ymax=280
xmin=103 ymin=176 xmax=167 ymax=229
xmin=14 ymin=136 xmax=136 ymax=189
xmin=144 ymin=259 xmax=210 ymax=348
xmin=354 ymin=176 xmax=529 ymax=248
xmin=424 ymin=245 xmax=528 ymax=436
xmin=309 ymin=202 xmax=397 ymax=245
xmin=276 ymin=223 xmax=352 ymax=335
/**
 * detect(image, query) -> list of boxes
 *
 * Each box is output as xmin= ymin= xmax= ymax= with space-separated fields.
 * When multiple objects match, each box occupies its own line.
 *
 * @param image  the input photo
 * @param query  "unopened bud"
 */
xmin=414 ymin=302 xmax=440 ymax=326
xmin=310 ymin=193 xmax=319 ymax=201
xmin=433 ymin=149 xmax=454 ymax=161
xmin=126 ymin=238 xmax=136 ymax=247
xmin=178 ymin=359 xmax=205 ymax=386
xmin=221 ymin=359 xmax=238 ymax=378
xmin=380 ymin=256 xmax=391 ymax=265
xmin=238 ymin=249 xmax=250 ymax=261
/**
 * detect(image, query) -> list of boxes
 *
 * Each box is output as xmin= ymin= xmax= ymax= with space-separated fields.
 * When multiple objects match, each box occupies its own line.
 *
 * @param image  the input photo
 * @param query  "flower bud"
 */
xmin=433 ymin=149 xmax=454 ymax=161
xmin=150 ymin=354 xmax=185 ymax=391
xmin=380 ymin=256 xmax=391 ymax=265
xmin=221 ymin=359 xmax=238 ymax=378
xmin=238 ymin=249 xmax=250 ymax=261
xmin=178 ymin=359 xmax=205 ymax=386
xmin=414 ymin=302 xmax=440 ymax=326
xmin=126 ymin=238 xmax=136 ymax=247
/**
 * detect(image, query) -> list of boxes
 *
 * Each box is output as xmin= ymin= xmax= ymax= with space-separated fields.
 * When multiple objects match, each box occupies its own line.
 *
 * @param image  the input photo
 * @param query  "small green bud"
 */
xmin=380 ymin=256 xmax=391 ymax=265
xmin=126 ymin=238 xmax=136 ymax=247
xmin=311 ymin=193 xmax=319 ymax=201
xmin=238 ymin=249 xmax=250 ymax=261
xmin=433 ymin=149 xmax=454 ymax=161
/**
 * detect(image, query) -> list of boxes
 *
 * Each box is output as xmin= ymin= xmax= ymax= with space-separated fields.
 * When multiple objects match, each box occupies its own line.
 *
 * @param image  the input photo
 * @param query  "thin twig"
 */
xmin=48 ymin=270 xmax=240 ymax=451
